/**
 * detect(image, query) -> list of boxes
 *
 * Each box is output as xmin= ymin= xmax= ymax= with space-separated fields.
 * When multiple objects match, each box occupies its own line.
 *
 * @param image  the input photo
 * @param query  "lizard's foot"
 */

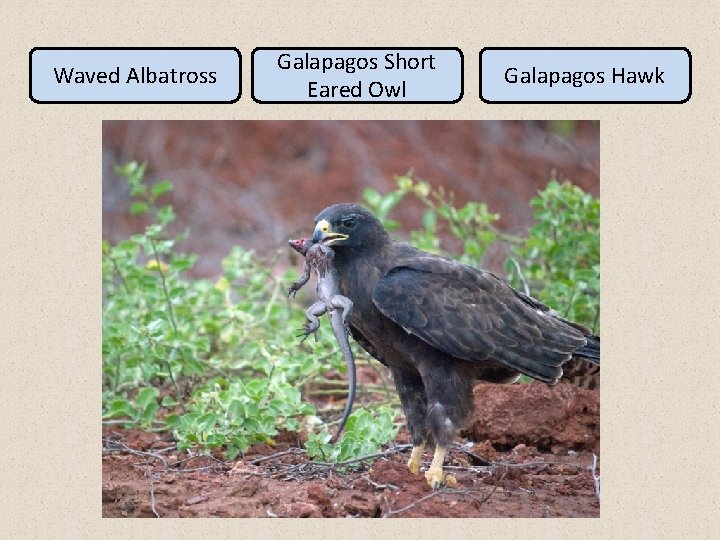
xmin=287 ymin=284 xmax=300 ymax=298
xmin=407 ymin=444 xmax=425 ymax=475
xmin=297 ymin=323 xmax=319 ymax=343
xmin=297 ymin=329 xmax=317 ymax=343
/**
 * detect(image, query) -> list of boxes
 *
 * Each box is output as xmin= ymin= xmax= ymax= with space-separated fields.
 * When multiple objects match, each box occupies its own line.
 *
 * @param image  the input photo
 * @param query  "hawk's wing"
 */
xmin=371 ymin=256 xmax=589 ymax=383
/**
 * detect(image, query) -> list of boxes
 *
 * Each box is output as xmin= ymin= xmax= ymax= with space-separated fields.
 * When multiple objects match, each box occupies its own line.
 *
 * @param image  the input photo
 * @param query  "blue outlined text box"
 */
xmin=480 ymin=48 xmax=691 ymax=103
xmin=252 ymin=48 xmax=463 ymax=103
xmin=30 ymin=48 xmax=241 ymax=104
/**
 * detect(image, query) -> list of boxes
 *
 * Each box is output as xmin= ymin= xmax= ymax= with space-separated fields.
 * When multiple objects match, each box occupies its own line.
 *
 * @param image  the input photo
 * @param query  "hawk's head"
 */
xmin=312 ymin=204 xmax=389 ymax=250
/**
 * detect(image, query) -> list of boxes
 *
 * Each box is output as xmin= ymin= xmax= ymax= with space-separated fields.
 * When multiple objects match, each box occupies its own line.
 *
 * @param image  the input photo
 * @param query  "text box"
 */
xmin=30 ymin=47 xmax=241 ymax=104
xmin=252 ymin=47 xmax=463 ymax=103
xmin=480 ymin=47 xmax=691 ymax=104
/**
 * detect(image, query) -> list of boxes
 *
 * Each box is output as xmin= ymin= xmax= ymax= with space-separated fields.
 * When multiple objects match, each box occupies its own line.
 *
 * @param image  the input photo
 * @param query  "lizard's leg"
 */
xmin=299 ymin=301 xmax=326 ymax=342
xmin=288 ymin=262 xmax=311 ymax=298
xmin=330 ymin=295 xmax=353 ymax=330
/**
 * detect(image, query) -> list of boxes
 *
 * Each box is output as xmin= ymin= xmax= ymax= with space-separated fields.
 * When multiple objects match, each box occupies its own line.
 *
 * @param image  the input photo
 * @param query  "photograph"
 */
xmin=101 ymin=120 xmax=600 ymax=518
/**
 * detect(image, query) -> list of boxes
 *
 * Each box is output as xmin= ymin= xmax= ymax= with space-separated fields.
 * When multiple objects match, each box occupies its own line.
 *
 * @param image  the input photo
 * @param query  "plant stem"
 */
xmin=149 ymin=237 xmax=177 ymax=336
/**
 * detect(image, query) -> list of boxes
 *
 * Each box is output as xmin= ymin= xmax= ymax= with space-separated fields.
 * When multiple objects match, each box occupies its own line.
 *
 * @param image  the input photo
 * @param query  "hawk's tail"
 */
xmin=574 ymin=335 xmax=600 ymax=365
xmin=563 ymin=335 xmax=600 ymax=389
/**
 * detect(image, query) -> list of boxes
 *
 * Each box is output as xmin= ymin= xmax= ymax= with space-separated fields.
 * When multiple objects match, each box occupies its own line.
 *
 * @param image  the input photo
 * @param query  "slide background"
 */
xmin=2 ymin=0 xmax=718 ymax=536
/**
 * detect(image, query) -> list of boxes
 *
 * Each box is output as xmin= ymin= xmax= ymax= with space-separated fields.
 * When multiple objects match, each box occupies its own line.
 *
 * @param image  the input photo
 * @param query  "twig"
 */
xmin=112 ymin=353 xmax=122 ymax=394
xmin=383 ymin=489 xmax=446 ymax=517
xmin=173 ymin=465 xmax=229 ymax=474
xmin=361 ymin=474 xmax=399 ymax=491
xmin=591 ymin=453 xmax=601 ymax=499
xmin=262 ymin=277 xmax=283 ymax=323
xmin=563 ymin=283 xmax=577 ymax=318
xmin=508 ymin=256 xmax=530 ymax=296
xmin=170 ymin=453 xmax=231 ymax=470
xmin=452 ymin=444 xmax=494 ymax=466
xmin=145 ymin=462 xmax=160 ymax=518
xmin=103 ymin=437 xmax=232 ymax=478
xmin=254 ymin=444 xmax=414 ymax=481
xmin=550 ymin=132 xmax=600 ymax=180
xmin=148 ymin=237 xmax=177 ymax=336
xmin=309 ymin=386 xmax=390 ymax=397
xmin=591 ymin=305 xmax=600 ymax=334
xmin=107 ymin=254 xmax=131 ymax=295
xmin=250 ymin=448 xmax=306 ymax=465
xmin=103 ymin=437 xmax=168 ymax=468
xmin=469 ymin=468 xmax=506 ymax=506
xmin=105 ymin=431 xmax=164 ymax=517
xmin=142 ymin=332 xmax=184 ymax=411
xmin=492 ymin=459 xmax=590 ymax=470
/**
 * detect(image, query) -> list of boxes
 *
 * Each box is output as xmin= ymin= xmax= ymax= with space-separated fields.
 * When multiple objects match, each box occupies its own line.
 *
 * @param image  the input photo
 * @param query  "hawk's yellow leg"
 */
xmin=424 ymin=445 xmax=457 ymax=489
xmin=407 ymin=443 xmax=425 ymax=474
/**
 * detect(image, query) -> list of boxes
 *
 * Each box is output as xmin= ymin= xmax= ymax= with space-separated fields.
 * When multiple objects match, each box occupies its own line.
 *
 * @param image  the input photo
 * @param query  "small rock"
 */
xmin=229 ymin=476 xmax=262 ymax=497
xmin=287 ymin=502 xmax=322 ymax=518
xmin=325 ymin=476 xmax=343 ymax=489
xmin=307 ymin=485 xmax=329 ymax=506
xmin=186 ymin=495 xmax=208 ymax=505
xmin=473 ymin=440 xmax=498 ymax=462
xmin=101 ymin=483 xmax=118 ymax=503
xmin=343 ymin=495 xmax=380 ymax=516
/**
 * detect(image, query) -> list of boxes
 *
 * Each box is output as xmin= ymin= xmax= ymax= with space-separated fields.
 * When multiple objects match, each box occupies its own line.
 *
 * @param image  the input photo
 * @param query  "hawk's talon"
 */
xmin=424 ymin=445 xmax=452 ymax=490
xmin=425 ymin=468 xmax=456 ymax=490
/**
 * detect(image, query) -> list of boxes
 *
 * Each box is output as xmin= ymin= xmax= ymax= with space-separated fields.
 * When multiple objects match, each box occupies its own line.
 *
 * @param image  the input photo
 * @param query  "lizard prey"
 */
xmin=287 ymin=237 xmax=356 ymax=444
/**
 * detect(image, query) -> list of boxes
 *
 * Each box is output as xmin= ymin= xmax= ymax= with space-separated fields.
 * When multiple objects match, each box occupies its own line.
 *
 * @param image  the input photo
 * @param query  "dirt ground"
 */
xmin=102 ymin=380 xmax=599 ymax=518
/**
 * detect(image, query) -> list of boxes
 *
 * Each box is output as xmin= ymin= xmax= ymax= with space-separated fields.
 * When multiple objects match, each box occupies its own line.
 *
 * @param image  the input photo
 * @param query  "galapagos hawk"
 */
xmin=309 ymin=203 xmax=600 ymax=489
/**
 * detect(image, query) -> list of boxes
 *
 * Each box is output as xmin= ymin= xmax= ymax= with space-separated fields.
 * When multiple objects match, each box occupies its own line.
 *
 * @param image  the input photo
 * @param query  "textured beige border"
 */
xmin=2 ymin=0 xmax=719 ymax=537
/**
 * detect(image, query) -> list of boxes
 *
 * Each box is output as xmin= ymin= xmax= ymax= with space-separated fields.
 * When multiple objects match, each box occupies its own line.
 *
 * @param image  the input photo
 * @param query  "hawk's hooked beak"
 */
xmin=312 ymin=219 xmax=349 ymax=245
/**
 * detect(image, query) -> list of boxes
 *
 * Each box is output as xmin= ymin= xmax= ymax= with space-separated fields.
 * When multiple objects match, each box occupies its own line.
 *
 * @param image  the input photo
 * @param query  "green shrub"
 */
xmin=166 ymin=378 xmax=314 ymax=459
xmin=305 ymin=406 xmax=400 ymax=463
xmin=102 ymin=162 xmax=369 ymax=459
xmin=506 ymin=177 xmax=600 ymax=331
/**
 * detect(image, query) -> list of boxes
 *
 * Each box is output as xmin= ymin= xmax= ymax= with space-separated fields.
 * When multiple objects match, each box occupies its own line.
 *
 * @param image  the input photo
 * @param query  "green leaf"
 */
xmin=165 ymin=414 xmax=182 ymax=429
xmin=141 ymin=401 xmax=159 ymax=425
xmin=228 ymin=399 xmax=245 ymax=421
xmin=170 ymin=257 xmax=195 ymax=273
xmin=136 ymin=386 xmax=159 ymax=410
xmin=130 ymin=202 xmax=149 ymax=215
xmin=362 ymin=188 xmax=380 ymax=207
xmin=197 ymin=412 xmax=217 ymax=432
xmin=151 ymin=180 xmax=174 ymax=198
xmin=105 ymin=399 xmax=136 ymax=419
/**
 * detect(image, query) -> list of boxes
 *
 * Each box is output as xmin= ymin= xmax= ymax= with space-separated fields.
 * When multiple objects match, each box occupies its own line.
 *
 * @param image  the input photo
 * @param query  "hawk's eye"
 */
xmin=341 ymin=218 xmax=356 ymax=229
